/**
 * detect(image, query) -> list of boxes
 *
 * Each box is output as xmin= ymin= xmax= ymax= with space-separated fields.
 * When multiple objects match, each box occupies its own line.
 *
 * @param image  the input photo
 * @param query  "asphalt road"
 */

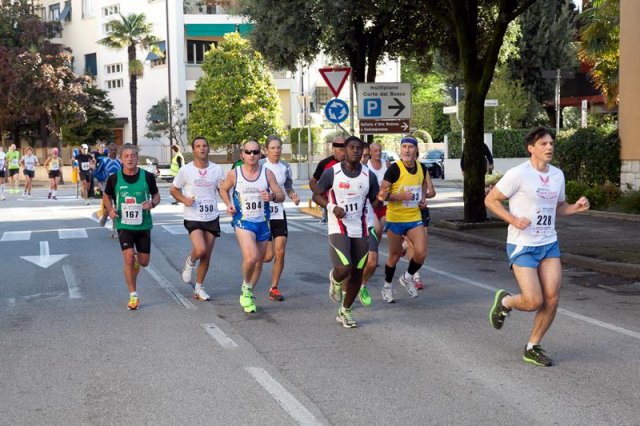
xmin=1 ymin=183 xmax=639 ymax=425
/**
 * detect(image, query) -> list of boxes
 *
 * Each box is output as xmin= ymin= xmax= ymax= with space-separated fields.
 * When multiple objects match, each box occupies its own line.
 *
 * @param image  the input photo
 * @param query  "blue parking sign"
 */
xmin=363 ymin=98 xmax=382 ymax=117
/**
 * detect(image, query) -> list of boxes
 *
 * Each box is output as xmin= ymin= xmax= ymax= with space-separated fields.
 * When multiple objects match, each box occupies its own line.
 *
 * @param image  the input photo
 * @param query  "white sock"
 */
xmin=52 ymin=190 xmax=56 ymax=196
xmin=384 ymin=281 xmax=392 ymax=288
xmin=195 ymin=283 xmax=203 ymax=289
xmin=413 ymin=272 xmax=421 ymax=280
xmin=130 ymin=291 xmax=138 ymax=297
xmin=403 ymin=272 xmax=412 ymax=281
xmin=526 ymin=342 xmax=537 ymax=350
xmin=186 ymin=256 xmax=194 ymax=266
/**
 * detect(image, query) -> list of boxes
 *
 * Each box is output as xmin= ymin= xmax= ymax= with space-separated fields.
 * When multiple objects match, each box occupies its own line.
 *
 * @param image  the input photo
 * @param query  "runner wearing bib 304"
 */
xmin=170 ymin=137 xmax=225 ymax=302
xmin=259 ymin=135 xmax=301 ymax=302
xmin=313 ymin=136 xmax=380 ymax=328
xmin=219 ymin=140 xmax=285 ymax=313
xmin=486 ymin=126 xmax=590 ymax=367
xmin=378 ymin=136 xmax=435 ymax=303
xmin=103 ymin=144 xmax=160 ymax=311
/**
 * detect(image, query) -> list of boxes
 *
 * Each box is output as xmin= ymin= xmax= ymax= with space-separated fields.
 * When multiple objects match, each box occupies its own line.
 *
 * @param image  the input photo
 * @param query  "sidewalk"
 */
xmin=298 ymin=180 xmax=640 ymax=288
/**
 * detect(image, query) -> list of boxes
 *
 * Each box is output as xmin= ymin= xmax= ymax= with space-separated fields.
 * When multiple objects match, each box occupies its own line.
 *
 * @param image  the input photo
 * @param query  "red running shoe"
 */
xmin=269 ymin=287 xmax=284 ymax=301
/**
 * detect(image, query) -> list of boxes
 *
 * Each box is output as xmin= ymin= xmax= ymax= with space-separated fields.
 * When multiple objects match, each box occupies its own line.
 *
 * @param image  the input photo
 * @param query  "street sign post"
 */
xmin=359 ymin=119 xmax=410 ymax=134
xmin=319 ymin=67 xmax=351 ymax=98
xmin=356 ymin=83 xmax=412 ymax=119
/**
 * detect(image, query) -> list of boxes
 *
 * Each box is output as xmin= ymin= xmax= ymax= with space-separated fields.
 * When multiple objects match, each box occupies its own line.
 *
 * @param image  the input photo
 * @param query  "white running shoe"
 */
xmin=182 ymin=257 xmax=194 ymax=283
xmin=399 ymin=275 xmax=418 ymax=298
xmin=193 ymin=286 xmax=211 ymax=301
xmin=381 ymin=285 xmax=395 ymax=303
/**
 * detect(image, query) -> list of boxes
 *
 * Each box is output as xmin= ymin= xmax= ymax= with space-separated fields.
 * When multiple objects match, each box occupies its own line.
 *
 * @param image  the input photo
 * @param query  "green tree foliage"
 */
xmin=508 ymin=0 xmax=578 ymax=105
xmin=484 ymin=67 xmax=533 ymax=130
xmin=578 ymin=0 xmax=619 ymax=107
xmin=62 ymin=85 xmax=115 ymax=146
xmin=555 ymin=127 xmax=620 ymax=185
xmin=188 ymin=33 xmax=284 ymax=145
xmin=145 ymin=98 xmax=188 ymax=148
xmin=98 ymin=13 xmax=163 ymax=145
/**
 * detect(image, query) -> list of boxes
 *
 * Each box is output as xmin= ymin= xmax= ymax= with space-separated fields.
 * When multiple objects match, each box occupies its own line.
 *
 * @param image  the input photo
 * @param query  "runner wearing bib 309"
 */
xmin=103 ymin=144 xmax=160 ymax=311
xmin=486 ymin=126 xmax=590 ymax=367
xmin=170 ymin=137 xmax=225 ymax=302
xmin=313 ymin=136 xmax=380 ymax=328
xmin=378 ymin=136 xmax=435 ymax=303
xmin=219 ymin=140 xmax=285 ymax=313
xmin=259 ymin=135 xmax=301 ymax=302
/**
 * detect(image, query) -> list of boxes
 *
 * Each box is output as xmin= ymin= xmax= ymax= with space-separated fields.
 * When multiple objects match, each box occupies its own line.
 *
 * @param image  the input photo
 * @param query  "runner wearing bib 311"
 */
xmin=378 ymin=136 xmax=435 ymax=303
xmin=219 ymin=140 xmax=285 ymax=313
xmin=103 ymin=144 xmax=160 ymax=311
xmin=259 ymin=135 xmax=300 ymax=302
xmin=486 ymin=126 xmax=590 ymax=367
xmin=170 ymin=137 xmax=225 ymax=302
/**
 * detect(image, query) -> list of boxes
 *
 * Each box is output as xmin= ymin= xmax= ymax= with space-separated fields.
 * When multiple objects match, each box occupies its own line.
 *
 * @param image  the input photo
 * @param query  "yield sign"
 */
xmin=319 ymin=67 xmax=351 ymax=98
xmin=21 ymin=241 xmax=68 ymax=269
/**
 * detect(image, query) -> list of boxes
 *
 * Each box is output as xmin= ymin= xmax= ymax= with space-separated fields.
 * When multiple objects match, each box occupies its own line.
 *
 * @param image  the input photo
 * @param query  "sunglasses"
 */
xmin=244 ymin=149 xmax=261 ymax=155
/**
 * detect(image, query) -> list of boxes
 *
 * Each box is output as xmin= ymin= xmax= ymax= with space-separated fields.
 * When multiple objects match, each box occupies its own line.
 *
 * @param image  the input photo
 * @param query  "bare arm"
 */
xmin=420 ymin=172 xmax=436 ymax=208
xmin=309 ymin=177 xmax=318 ymax=191
xmin=169 ymin=185 xmax=195 ymax=207
xmin=557 ymin=197 xmax=590 ymax=216
xmin=264 ymin=169 xmax=285 ymax=203
xmin=485 ymin=186 xmax=531 ymax=230
xmin=377 ymin=180 xmax=413 ymax=202
xmin=219 ymin=170 xmax=236 ymax=215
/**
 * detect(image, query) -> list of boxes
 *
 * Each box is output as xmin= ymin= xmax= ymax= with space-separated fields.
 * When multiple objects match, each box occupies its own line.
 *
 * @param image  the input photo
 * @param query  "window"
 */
xmin=150 ymin=57 xmax=166 ymax=67
xmin=315 ymin=86 xmax=332 ymax=107
xmin=85 ymin=53 xmax=97 ymax=77
xmin=105 ymin=63 xmax=123 ymax=74
xmin=102 ymin=4 xmax=120 ymax=17
xmin=83 ymin=0 xmax=95 ymax=18
xmin=186 ymin=40 xmax=216 ymax=64
xmin=59 ymin=1 xmax=72 ymax=22
xmin=106 ymin=79 xmax=124 ymax=90
xmin=49 ymin=3 xmax=60 ymax=21
xmin=103 ymin=23 xmax=114 ymax=33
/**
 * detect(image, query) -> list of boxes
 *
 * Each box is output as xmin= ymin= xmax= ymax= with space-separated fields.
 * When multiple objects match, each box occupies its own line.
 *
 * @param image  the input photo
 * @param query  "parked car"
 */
xmin=420 ymin=149 xmax=445 ymax=179
xmin=381 ymin=150 xmax=399 ymax=162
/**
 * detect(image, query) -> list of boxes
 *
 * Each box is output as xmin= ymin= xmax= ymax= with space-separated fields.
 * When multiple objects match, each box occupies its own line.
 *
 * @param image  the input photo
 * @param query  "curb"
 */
xmin=429 ymin=226 xmax=640 ymax=280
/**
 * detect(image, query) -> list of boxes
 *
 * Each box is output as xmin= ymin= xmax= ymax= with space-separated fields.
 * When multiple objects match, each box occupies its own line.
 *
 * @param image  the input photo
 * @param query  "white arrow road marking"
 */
xmin=62 ymin=265 xmax=83 ymax=299
xmin=20 ymin=241 xmax=68 ymax=269
xmin=1 ymin=231 xmax=31 ymax=241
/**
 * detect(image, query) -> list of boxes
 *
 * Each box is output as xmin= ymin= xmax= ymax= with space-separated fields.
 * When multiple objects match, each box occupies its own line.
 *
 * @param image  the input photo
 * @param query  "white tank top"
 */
xmin=261 ymin=159 xmax=289 ymax=220
xmin=233 ymin=165 xmax=269 ymax=223
xmin=327 ymin=163 xmax=371 ymax=238
xmin=367 ymin=159 xmax=387 ymax=185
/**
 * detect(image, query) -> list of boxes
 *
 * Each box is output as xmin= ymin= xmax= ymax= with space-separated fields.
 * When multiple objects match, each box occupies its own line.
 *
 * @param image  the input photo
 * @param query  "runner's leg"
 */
xmin=235 ymin=228 xmax=260 ymax=286
xmin=194 ymin=230 xmax=216 ymax=285
xmin=528 ymin=257 xmax=562 ymax=344
xmin=270 ymin=235 xmax=287 ymax=289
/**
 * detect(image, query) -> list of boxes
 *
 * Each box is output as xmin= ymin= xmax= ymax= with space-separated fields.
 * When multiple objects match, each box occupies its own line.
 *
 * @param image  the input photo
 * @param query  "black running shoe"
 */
xmin=523 ymin=345 xmax=552 ymax=367
xmin=489 ymin=289 xmax=511 ymax=330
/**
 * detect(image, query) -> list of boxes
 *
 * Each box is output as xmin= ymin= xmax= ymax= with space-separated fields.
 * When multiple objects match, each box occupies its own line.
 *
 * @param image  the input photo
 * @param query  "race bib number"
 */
xmin=339 ymin=194 xmax=362 ymax=221
xmin=50 ymin=160 xmax=60 ymax=171
xmin=121 ymin=200 xmax=143 ymax=225
xmin=194 ymin=198 xmax=217 ymax=221
xmin=402 ymin=185 xmax=421 ymax=208
xmin=530 ymin=206 xmax=555 ymax=236
xmin=11 ymin=158 xmax=19 ymax=167
xmin=269 ymin=202 xmax=284 ymax=220
xmin=242 ymin=193 xmax=263 ymax=219
xmin=81 ymin=161 xmax=90 ymax=171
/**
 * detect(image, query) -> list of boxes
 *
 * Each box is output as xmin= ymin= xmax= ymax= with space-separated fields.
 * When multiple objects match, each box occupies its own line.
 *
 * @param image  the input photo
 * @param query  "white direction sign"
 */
xmin=484 ymin=99 xmax=499 ymax=107
xmin=443 ymin=105 xmax=458 ymax=114
xmin=21 ymin=241 xmax=68 ymax=269
xmin=356 ymin=82 xmax=412 ymax=120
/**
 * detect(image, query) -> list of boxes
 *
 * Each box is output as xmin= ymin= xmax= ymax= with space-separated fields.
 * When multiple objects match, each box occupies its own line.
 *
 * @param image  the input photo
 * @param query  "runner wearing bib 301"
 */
xmin=259 ymin=135 xmax=301 ymax=302
xmin=378 ymin=136 xmax=435 ymax=303
xmin=103 ymin=144 xmax=160 ymax=311
xmin=219 ymin=140 xmax=285 ymax=314
xmin=170 ymin=137 xmax=225 ymax=302
xmin=486 ymin=126 xmax=590 ymax=367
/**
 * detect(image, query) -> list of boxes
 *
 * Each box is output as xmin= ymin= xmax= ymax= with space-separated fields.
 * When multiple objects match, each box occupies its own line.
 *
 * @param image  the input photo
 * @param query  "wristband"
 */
xmin=326 ymin=203 xmax=336 ymax=213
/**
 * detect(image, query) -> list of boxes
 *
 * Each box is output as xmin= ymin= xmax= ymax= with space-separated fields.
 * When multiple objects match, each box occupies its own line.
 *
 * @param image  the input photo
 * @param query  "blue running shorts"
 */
xmin=233 ymin=219 xmax=271 ymax=242
xmin=507 ymin=241 xmax=561 ymax=268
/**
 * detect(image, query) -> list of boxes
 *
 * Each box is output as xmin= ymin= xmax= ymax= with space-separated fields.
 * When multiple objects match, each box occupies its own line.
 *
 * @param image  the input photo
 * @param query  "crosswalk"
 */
xmin=0 ymin=229 xmax=89 ymax=241
xmin=161 ymin=219 xmax=324 ymax=235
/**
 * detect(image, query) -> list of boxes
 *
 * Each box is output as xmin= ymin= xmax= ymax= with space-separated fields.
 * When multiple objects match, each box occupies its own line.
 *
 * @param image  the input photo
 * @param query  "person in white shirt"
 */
xmin=0 ymin=146 xmax=6 ymax=200
xmin=19 ymin=147 xmax=39 ymax=198
xmin=259 ymin=135 xmax=300 ymax=301
xmin=170 ymin=137 xmax=225 ymax=302
xmin=486 ymin=126 xmax=590 ymax=367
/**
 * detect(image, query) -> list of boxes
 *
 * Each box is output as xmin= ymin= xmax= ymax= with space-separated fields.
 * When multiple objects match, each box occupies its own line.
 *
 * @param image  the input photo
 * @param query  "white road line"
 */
xmin=58 ymin=228 xmax=88 ymax=239
xmin=7 ymin=298 xmax=15 ymax=307
xmin=245 ymin=367 xmax=322 ymax=426
xmin=1 ymin=231 xmax=31 ymax=241
xmin=145 ymin=265 xmax=196 ymax=310
xmin=62 ymin=265 xmax=83 ymax=299
xmin=380 ymin=249 xmax=640 ymax=341
xmin=201 ymin=323 xmax=239 ymax=349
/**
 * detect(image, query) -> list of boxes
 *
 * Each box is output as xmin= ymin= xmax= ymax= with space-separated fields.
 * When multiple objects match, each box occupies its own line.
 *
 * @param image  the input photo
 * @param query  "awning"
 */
xmin=184 ymin=23 xmax=253 ymax=37
xmin=58 ymin=3 xmax=71 ymax=21
xmin=146 ymin=41 xmax=166 ymax=61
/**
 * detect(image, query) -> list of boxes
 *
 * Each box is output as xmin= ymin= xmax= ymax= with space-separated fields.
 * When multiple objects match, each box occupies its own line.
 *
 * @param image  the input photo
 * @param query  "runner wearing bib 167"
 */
xmin=219 ymin=140 xmax=285 ymax=313
xmin=170 ymin=137 xmax=225 ymax=302
xmin=259 ymin=135 xmax=301 ymax=302
xmin=486 ymin=126 xmax=590 ymax=367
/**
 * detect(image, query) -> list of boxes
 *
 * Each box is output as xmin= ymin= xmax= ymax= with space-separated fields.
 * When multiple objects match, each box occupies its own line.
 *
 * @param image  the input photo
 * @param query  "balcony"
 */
xmin=183 ymin=1 xmax=238 ymax=15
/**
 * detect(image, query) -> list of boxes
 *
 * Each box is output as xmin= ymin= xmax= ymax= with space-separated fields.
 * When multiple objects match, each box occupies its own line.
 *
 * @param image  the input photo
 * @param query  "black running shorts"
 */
xmin=183 ymin=218 xmax=221 ymax=237
xmin=117 ymin=229 xmax=151 ymax=254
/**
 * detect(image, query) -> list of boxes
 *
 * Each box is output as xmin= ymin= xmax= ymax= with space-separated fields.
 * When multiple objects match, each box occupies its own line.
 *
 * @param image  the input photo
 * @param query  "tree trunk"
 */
xmin=128 ymin=45 xmax=138 ymax=146
xmin=462 ymin=89 xmax=488 ymax=223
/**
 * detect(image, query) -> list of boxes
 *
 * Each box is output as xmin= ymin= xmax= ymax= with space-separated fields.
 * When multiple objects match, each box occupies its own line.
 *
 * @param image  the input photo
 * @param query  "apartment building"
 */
xmin=36 ymin=0 xmax=400 ymax=163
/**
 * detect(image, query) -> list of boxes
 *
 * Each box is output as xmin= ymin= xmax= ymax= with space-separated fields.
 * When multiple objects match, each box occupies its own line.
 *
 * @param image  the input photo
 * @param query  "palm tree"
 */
xmin=98 ymin=13 xmax=163 ymax=145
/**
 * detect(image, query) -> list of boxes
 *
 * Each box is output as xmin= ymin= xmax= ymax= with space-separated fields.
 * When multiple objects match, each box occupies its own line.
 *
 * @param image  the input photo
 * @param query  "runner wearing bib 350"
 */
xmin=313 ymin=136 xmax=380 ymax=328
xmin=103 ymin=144 xmax=160 ymax=311
xmin=219 ymin=140 xmax=285 ymax=313
xmin=170 ymin=137 xmax=225 ymax=302
xmin=486 ymin=127 xmax=590 ymax=367
xmin=259 ymin=135 xmax=301 ymax=301
xmin=378 ymin=136 xmax=435 ymax=303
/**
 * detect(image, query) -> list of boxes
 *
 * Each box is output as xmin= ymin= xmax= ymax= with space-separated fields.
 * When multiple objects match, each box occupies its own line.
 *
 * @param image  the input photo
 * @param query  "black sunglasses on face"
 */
xmin=244 ymin=149 xmax=260 ymax=155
